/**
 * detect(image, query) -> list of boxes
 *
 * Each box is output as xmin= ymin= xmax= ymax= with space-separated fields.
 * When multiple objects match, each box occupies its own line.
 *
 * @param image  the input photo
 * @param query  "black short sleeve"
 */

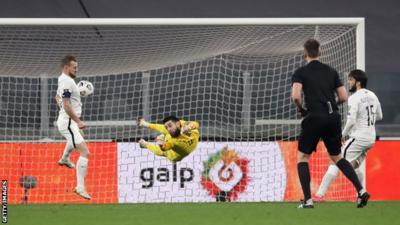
xmin=292 ymin=69 xmax=303 ymax=84
xmin=334 ymin=71 xmax=343 ymax=88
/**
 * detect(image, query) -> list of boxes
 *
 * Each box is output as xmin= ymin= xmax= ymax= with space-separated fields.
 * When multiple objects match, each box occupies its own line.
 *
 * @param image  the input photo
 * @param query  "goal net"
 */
xmin=0 ymin=18 xmax=364 ymax=203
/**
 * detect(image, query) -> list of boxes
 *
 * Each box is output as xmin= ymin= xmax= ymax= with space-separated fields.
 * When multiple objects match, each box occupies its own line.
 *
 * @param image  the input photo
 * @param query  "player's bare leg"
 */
xmin=74 ymin=142 xmax=91 ymax=200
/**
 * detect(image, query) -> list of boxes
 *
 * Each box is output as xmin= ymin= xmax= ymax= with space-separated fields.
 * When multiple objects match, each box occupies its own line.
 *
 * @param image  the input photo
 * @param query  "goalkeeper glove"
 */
xmin=155 ymin=134 xmax=166 ymax=146
xmin=181 ymin=122 xmax=196 ymax=135
xmin=181 ymin=125 xmax=190 ymax=135
xmin=138 ymin=139 xmax=148 ymax=148
xmin=138 ymin=117 xmax=150 ymax=128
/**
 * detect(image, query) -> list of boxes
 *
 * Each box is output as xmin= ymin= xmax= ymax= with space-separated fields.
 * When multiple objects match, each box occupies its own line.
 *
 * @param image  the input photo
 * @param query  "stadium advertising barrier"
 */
xmin=365 ymin=141 xmax=400 ymax=200
xmin=1 ymin=141 xmax=399 ymax=203
xmin=118 ymin=142 xmax=286 ymax=203
xmin=1 ymin=143 xmax=118 ymax=204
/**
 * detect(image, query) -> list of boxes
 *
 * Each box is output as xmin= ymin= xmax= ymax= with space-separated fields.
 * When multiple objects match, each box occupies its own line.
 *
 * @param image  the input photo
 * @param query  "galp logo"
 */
xmin=201 ymin=146 xmax=249 ymax=202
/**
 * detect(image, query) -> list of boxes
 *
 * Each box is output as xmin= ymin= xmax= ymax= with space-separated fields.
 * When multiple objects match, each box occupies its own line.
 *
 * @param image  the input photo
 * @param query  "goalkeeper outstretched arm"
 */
xmin=138 ymin=117 xmax=169 ymax=134
xmin=138 ymin=137 xmax=169 ymax=157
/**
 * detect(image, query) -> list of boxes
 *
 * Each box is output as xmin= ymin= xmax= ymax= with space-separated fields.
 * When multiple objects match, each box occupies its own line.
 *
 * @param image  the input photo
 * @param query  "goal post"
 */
xmin=0 ymin=18 xmax=365 ymax=203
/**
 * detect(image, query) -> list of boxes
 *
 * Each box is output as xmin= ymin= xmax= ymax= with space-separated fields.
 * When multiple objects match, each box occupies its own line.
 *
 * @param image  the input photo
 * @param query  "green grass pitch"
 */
xmin=9 ymin=202 xmax=400 ymax=225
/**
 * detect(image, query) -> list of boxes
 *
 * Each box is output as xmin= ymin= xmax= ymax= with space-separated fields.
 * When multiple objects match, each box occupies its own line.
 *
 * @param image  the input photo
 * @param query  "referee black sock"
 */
xmin=336 ymin=158 xmax=363 ymax=192
xmin=297 ymin=162 xmax=311 ymax=201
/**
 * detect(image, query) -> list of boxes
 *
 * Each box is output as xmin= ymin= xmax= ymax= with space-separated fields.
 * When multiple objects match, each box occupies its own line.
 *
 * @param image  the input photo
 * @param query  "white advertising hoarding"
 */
xmin=118 ymin=142 xmax=287 ymax=203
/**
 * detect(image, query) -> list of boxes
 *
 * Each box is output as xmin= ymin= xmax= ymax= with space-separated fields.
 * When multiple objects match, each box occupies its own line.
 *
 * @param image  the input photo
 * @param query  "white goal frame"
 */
xmin=0 ymin=17 xmax=367 ymax=198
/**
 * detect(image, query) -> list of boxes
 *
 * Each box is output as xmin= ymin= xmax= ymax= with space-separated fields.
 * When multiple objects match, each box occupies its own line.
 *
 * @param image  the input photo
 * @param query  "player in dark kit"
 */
xmin=291 ymin=39 xmax=370 ymax=208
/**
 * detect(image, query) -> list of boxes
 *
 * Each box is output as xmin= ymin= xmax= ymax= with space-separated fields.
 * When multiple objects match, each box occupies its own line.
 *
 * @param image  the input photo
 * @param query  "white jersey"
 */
xmin=342 ymin=88 xmax=383 ymax=141
xmin=56 ymin=73 xmax=82 ymax=119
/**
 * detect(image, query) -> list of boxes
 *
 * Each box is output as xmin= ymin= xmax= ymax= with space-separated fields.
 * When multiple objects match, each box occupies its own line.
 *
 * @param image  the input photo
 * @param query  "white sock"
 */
xmin=355 ymin=169 xmax=364 ymax=186
xmin=61 ymin=142 xmax=74 ymax=160
xmin=76 ymin=156 xmax=89 ymax=189
xmin=316 ymin=165 xmax=339 ymax=197
xmin=355 ymin=169 xmax=366 ymax=195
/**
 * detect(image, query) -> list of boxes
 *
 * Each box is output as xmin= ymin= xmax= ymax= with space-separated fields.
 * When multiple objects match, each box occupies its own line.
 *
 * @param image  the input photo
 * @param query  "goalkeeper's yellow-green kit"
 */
xmin=145 ymin=120 xmax=199 ymax=162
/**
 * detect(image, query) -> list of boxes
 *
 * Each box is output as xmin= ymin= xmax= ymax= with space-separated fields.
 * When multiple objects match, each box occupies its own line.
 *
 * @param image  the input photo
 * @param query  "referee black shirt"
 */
xmin=292 ymin=60 xmax=343 ymax=114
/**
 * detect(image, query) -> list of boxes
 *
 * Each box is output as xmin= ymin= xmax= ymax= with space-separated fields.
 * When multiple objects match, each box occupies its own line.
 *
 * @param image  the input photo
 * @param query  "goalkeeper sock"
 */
xmin=336 ymin=158 xmax=363 ymax=193
xmin=316 ymin=164 xmax=339 ymax=197
xmin=76 ymin=156 xmax=88 ymax=188
xmin=297 ymin=162 xmax=311 ymax=201
xmin=61 ymin=142 xmax=74 ymax=160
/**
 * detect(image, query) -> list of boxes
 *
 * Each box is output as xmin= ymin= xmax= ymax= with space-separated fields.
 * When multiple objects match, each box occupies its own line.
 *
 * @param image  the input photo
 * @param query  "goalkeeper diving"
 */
xmin=137 ymin=116 xmax=200 ymax=162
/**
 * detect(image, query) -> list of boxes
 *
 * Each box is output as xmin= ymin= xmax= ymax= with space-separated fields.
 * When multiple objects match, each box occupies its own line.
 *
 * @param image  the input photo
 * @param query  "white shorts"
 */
xmin=341 ymin=138 xmax=374 ymax=165
xmin=57 ymin=117 xmax=85 ymax=147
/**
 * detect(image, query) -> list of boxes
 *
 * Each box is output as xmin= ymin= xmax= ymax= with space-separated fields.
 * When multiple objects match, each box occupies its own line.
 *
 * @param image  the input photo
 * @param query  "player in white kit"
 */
xmin=56 ymin=55 xmax=91 ymax=200
xmin=314 ymin=69 xmax=383 ymax=203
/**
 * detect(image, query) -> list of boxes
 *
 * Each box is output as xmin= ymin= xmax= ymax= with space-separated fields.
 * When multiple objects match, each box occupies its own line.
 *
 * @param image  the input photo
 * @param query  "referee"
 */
xmin=291 ymin=39 xmax=370 ymax=208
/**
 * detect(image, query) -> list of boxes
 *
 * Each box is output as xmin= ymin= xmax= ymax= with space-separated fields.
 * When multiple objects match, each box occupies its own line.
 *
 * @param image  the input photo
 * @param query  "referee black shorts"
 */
xmin=298 ymin=112 xmax=342 ymax=156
